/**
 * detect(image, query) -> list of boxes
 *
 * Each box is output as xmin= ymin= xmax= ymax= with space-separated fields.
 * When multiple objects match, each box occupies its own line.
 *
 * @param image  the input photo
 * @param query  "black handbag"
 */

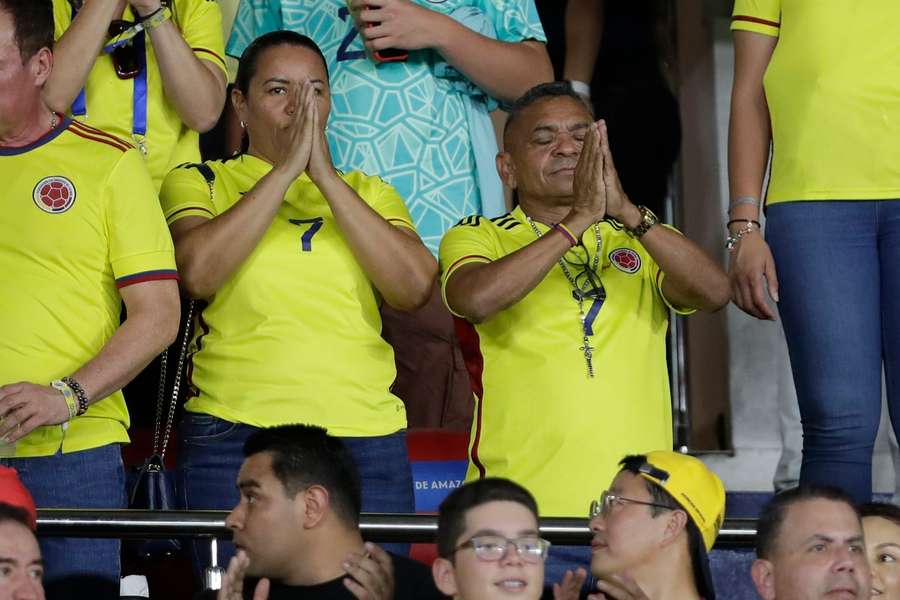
xmin=127 ymin=301 xmax=194 ymax=559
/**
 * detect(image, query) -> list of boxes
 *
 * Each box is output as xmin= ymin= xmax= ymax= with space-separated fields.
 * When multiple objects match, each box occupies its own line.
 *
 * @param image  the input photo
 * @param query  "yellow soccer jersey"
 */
xmin=160 ymin=155 xmax=415 ymax=436
xmin=51 ymin=0 xmax=226 ymax=190
xmin=732 ymin=0 xmax=900 ymax=204
xmin=0 ymin=119 xmax=178 ymax=457
xmin=439 ymin=207 xmax=691 ymax=517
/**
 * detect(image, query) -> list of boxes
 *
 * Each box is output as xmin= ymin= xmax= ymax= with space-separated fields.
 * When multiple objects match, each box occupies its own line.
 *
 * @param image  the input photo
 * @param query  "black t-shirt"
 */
xmin=196 ymin=553 xmax=446 ymax=600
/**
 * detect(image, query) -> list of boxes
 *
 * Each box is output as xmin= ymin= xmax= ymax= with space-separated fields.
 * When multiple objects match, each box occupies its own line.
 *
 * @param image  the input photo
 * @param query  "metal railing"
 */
xmin=36 ymin=510 xmax=758 ymax=549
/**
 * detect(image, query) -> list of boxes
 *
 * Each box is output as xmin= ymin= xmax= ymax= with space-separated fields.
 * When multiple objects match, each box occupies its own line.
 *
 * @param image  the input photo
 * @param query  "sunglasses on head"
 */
xmin=107 ymin=19 xmax=142 ymax=79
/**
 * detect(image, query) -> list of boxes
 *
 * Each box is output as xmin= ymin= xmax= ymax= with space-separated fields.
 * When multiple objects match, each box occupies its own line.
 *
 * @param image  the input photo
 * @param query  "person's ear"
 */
xmin=432 ymin=557 xmax=460 ymax=597
xmin=298 ymin=485 xmax=329 ymax=529
xmin=659 ymin=509 xmax=689 ymax=548
xmin=31 ymin=47 xmax=52 ymax=88
xmin=496 ymin=152 xmax=517 ymax=190
xmin=231 ymin=87 xmax=249 ymax=129
xmin=750 ymin=558 xmax=776 ymax=600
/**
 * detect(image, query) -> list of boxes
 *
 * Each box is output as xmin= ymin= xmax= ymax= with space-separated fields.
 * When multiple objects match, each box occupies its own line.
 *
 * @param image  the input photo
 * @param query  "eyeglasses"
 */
xmin=455 ymin=535 xmax=551 ymax=563
xmin=589 ymin=490 xmax=674 ymax=519
xmin=108 ymin=20 xmax=142 ymax=79
xmin=564 ymin=249 xmax=606 ymax=302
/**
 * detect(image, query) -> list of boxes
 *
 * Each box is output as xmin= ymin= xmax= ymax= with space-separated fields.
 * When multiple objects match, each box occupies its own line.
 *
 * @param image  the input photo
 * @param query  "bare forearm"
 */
xmin=43 ymin=0 xmax=119 ymax=113
xmin=563 ymin=0 xmax=603 ymax=83
xmin=314 ymin=172 xmax=437 ymax=311
xmin=147 ymin=19 xmax=226 ymax=132
xmin=174 ymin=168 xmax=293 ymax=298
xmin=640 ymin=225 xmax=730 ymax=312
xmin=71 ymin=280 xmax=180 ymax=404
xmin=445 ymin=230 xmax=571 ymax=323
xmin=432 ymin=17 xmax=553 ymax=103
xmin=728 ymin=31 xmax=777 ymax=222
xmin=727 ymin=92 xmax=769 ymax=221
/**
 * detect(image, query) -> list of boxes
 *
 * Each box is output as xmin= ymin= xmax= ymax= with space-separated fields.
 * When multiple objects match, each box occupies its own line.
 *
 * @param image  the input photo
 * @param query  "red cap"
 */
xmin=0 ymin=466 xmax=37 ymax=530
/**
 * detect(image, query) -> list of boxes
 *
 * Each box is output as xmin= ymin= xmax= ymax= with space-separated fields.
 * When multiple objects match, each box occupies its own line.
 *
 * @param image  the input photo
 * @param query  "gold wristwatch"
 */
xmin=626 ymin=205 xmax=659 ymax=238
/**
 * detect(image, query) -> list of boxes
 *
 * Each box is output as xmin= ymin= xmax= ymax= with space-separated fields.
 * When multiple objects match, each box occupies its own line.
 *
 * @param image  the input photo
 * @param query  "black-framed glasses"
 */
xmin=563 ymin=250 xmax=606 ymax=302
xmin=455 ymin=535 xmax=551 ymax=563
xmin=588 ymin=491 xmax=674 ymax=519
xmin=108 ymin=20 xmax=142 ymax=79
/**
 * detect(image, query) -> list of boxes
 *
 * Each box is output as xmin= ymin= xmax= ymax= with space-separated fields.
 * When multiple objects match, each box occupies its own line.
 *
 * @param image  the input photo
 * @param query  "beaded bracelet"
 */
xmin=553 ymin=222 xmax=578 ymax=247
xmin=61 ymin=376 xmax=89 ymax=416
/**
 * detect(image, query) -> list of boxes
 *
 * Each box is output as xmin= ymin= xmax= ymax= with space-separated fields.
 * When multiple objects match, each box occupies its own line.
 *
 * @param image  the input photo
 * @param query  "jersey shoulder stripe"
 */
xmin=490 ymin=214 xmax=520 ymax=231
xmin=454 ymin=215 xmax=483 ymax=228
xmin=68 ymin=122 xmax=132 ymax=153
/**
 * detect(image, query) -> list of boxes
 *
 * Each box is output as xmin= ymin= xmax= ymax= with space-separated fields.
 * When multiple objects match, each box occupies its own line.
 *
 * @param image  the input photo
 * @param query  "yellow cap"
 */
xmin=635 ymin=451 xmax=725 ymax=551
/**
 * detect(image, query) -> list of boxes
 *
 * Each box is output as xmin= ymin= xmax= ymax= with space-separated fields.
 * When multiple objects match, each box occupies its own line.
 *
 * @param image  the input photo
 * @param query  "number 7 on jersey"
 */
xmin=289 ymin=217 xmax=325 ymax=252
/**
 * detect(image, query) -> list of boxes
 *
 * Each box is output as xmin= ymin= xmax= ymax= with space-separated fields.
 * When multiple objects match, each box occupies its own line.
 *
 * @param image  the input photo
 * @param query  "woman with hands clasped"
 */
xmin=158 ymin=31 xmax=437 ymax=570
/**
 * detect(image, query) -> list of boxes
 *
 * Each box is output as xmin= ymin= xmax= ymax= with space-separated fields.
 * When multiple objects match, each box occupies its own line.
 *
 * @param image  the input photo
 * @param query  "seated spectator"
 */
xmin=439 ymin=80 xmax=729 ymax=577
xmin=43 ymin=0 xmax=227 ymax=189
xmin=578 ymin=452 xmax=725 ymax=599
xmin=0 ymin=503 xmax=44 ymax=600
xmin=431 ymin=478 xmax=548 ymax=600
xmin=0 ymin=2 xmax=180 ymax=598
xmin=861 ymin=503 xmax=900 ymax=599
xmin=0 ymin=466 xmax=43 ymax=600
xmin=162 ymin=29 xmax=436 ymax=570
xmin=751 ymin=486 xmax=870 ymax=600
xmin=204 ymin=424 xmax=444 ymax=600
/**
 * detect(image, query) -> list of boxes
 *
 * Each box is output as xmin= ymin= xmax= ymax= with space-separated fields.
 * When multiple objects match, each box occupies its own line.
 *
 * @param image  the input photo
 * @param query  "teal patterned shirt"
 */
xmin=227 ymin=0 xmax=546 ymax=254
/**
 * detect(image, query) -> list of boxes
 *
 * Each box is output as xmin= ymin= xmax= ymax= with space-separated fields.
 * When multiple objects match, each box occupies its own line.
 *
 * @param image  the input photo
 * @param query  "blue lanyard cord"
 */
xmin=69 ymin=4 xmax=149 ymax=141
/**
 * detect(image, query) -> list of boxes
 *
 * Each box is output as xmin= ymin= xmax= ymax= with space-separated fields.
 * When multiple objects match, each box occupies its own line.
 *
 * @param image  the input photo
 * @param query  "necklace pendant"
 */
xmin=580 ymin=340 xmax=595 ymax=378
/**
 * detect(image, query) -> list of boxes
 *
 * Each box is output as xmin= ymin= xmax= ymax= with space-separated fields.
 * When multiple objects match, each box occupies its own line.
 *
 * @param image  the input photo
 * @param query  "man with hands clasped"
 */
xmin=44 ymin=0 xmax=227 ymax=188
xmin=439 ymin=81 xmax=729 ymax=581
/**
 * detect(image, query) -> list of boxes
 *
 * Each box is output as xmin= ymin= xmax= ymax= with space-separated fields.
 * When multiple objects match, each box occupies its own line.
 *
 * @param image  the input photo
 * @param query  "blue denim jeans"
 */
xmin=176 ymin=413 xmax=414 ymax=575
xmin=767 ymin=200 xmax=900 ymax=504
xmin=2 ymin=444 xmax=125 ymax=600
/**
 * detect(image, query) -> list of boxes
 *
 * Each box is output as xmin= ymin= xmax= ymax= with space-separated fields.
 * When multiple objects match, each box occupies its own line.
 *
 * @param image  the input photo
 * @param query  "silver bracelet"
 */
xmin=727 ymin=195 xmax=759 ymax=216
xmin=725 ymin=220 xmax=760 ymax=251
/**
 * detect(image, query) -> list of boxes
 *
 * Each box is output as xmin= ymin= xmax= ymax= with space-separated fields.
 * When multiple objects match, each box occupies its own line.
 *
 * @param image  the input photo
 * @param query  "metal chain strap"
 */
xmin=153 ymin=301 xmax=195 ymax=461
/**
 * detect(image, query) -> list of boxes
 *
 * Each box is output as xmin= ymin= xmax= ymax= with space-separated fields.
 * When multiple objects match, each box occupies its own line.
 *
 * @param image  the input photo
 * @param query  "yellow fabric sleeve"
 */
xmin=731 ymin=0 xmax=781 ymax=37
xmin=438 ymin=218 xmax=498 ymax=318
xmin=159 ymin=163 xmax=218 ymax=223
xmin=105 ymin=149 xmax=177 ymax=283
xmin=179 ymin=0 xmax=228 ymax=74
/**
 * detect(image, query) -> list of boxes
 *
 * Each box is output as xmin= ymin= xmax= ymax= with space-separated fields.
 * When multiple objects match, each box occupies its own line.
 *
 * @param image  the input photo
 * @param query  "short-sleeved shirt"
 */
xmin=0 ymin=119 xmax=178 ymax=457
xmin=731 ymin=0 xmax=900 ymax=204
xmin=51 ymin=0 xmax=227 ymax=189
xmin=160 ymin=155 xmax=414 ymax=436
xmin=227 ymin=0 xmax=546 ymax=254
xmin=439 ymin=207 xmax=690 ymax=516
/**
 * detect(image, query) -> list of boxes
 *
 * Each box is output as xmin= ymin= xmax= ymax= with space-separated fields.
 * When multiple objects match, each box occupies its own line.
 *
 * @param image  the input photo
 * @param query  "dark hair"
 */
xmin=503 ymin=81 xmax=592 ymax=139
xmin=618 ymin=454 xmax=710 ymax=599
xmin=0 ymin=502 xmax=32 ymax=529
xmin=0 ymin=0 xmax=54 ymax=62
xmin=861 ymin=502 xmax=900 ymax=528
xmin=756 ymin=486 xmax=858 ymax=559
xmin=436 ymin=478 xmax=539 ymax=560
xmin=243 ymin=424 xmax=362 ymax=526
xmin=235 ymin=30 xmax=328 ymax=94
